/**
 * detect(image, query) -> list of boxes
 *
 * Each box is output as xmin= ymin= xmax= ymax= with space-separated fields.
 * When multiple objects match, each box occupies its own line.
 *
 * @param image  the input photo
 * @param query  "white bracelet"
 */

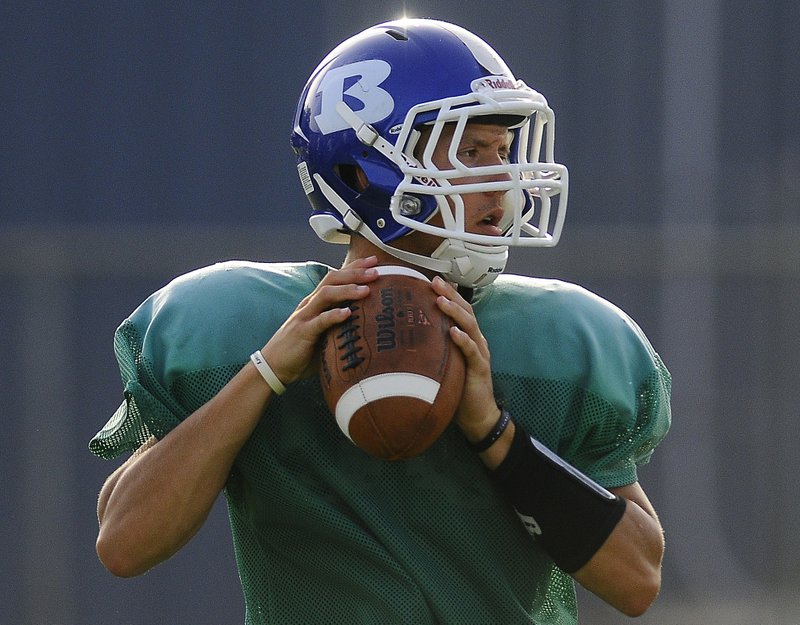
xmin=250 ymin=350 xmax=286 ymax=395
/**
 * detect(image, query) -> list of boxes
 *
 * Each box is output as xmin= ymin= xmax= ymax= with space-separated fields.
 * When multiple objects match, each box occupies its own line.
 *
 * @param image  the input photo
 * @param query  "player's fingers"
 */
xmin=450 ymin=321 xmax=491 ymax=374
xmin=296 ymin=257 xmax=379 ymax=312
xmin=296 ymin=279 xmax=372 ymax=318
xmin=321 ymin=256 xmax=380 ymax=286
xmin=430 ymin=275 xmax=474 ymax=314
xmin=443 ymin=309 xmax=487 ymax=357
xmin=436 ymin=294 xmax=478 ymax=333
xmin=449 ymin=325 xmax=482 ymax=363
xmin=262 ymin=258 xmax=380 ymax=384
xmin=264 ymin=304 xmax=354 ymax=383
xmin=449 ymin=325 xmax=496 ymax=424
xmin=431 ymin=277 xmax=490 ymax=354
xmin=312 ymin=283 xmax=371 ymax=309
xmin=308 ymin=304 xmax=354 ymax=335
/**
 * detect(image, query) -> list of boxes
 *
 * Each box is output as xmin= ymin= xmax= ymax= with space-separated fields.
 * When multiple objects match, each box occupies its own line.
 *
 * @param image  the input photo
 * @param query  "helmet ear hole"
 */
xmin=336 ymin=164 xmax=368 ymax=192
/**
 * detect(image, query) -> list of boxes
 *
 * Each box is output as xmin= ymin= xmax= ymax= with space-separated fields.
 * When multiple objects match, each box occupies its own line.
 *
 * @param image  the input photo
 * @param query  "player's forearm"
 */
xmin=96 ymin=362 xmax=273 ymax=577
xmin=484 ymin=422 xmax=664 ymax=616
xmin=572 ymin=484 xmax=665 ymax=617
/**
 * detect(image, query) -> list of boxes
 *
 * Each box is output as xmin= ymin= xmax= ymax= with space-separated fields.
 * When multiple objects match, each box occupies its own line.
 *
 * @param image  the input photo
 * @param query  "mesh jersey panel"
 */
xmin=89 ymin=261 xmax=671 ymax=625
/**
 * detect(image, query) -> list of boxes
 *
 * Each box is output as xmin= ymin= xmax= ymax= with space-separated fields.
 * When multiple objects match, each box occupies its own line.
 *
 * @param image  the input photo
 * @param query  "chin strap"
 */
xmin=312 ymin=171 xmax=507 ymax=288
xmin=312 ymin=172 xmax=451 ymax=272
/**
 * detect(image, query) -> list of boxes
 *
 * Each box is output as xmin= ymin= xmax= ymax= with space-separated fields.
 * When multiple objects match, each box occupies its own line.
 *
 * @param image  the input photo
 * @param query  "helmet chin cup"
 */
xmin=432 ymin=238 xmax=509 ymax=288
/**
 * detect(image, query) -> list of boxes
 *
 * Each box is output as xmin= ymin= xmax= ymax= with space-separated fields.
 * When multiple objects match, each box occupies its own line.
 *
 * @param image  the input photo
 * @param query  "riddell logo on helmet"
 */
xmin=472 ymin=76 xmax=516 ymax=91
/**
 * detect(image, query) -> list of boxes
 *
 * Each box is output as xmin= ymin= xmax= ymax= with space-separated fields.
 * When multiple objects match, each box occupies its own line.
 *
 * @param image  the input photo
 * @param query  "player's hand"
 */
xmin=431 ymin=276 xmax=502 ymax=437
xmin=260 ymin=256 xmax=380 ymax=387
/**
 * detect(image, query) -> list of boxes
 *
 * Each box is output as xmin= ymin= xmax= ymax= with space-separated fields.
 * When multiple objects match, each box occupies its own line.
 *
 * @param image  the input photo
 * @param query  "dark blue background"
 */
xmin=2 ymin=2 xmax=798 ymax=623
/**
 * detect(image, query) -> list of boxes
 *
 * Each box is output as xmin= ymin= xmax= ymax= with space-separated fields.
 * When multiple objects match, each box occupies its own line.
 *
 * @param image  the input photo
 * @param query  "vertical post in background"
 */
xmin=19 ymin=249 xmax=78 ymax=623
xmin=658 ymin=0 xmax=757 ymax=602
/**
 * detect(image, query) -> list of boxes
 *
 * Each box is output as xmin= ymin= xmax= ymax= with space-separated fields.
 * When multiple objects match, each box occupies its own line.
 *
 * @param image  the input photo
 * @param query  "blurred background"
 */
xmin=2 ymin=1 xmax=798 ymax=623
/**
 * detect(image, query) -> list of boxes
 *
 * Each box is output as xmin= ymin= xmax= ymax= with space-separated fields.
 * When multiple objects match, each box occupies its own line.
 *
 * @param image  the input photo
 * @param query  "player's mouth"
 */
xmin=473 ymin=207 xmax=505 ymax=237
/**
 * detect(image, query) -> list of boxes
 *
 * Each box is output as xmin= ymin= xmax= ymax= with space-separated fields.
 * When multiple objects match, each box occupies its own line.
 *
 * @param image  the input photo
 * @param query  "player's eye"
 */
xmin=457 ymin=148 xmax=478 ymax=161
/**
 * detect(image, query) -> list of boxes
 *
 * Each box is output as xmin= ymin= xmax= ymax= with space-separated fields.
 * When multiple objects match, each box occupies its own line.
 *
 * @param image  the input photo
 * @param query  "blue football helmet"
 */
xmin=291 ymin=18 xmax=568 ymax=288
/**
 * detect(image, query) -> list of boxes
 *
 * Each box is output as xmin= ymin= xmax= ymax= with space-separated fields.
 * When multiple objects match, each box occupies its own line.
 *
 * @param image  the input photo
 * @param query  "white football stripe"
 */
xmin=374 ymin=265 xmax=430 ymax=282
xmin=335 ymin=372 xmax=441 ymax=440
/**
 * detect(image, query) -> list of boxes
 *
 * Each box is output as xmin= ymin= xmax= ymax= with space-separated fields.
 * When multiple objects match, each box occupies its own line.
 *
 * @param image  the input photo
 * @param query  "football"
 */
xmin=319 ymin=265 xmax=466 ymax=460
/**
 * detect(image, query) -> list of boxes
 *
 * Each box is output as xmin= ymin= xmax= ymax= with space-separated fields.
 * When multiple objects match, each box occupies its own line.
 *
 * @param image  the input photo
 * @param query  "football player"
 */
xmin=92 ymin=18 xmax=670 ymax=624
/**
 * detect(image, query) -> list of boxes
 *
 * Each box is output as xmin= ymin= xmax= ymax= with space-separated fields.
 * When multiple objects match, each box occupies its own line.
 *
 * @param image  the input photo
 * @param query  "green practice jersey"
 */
xmin=90 ymin=260 xmax=671 ymax=625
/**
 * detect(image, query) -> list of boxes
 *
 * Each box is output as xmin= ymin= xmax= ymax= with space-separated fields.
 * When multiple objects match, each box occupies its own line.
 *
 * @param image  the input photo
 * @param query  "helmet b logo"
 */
xmin=314 ymin=60 xmax=394 ymax=134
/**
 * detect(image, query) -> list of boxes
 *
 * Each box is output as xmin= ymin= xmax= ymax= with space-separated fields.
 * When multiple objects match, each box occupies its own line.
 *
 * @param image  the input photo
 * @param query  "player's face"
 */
xmin=430 ymin=122 xmax=513 ymax=236
xmin=397 ymin=122 xmax=513 ymax=256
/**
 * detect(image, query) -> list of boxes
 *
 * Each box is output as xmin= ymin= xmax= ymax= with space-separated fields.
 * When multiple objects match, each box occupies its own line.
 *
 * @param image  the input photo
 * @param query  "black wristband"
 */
xmin=469 ymin=408 xmax=511 ymax=452
xmin=490 ymin=423 xmax=627 ymax=573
